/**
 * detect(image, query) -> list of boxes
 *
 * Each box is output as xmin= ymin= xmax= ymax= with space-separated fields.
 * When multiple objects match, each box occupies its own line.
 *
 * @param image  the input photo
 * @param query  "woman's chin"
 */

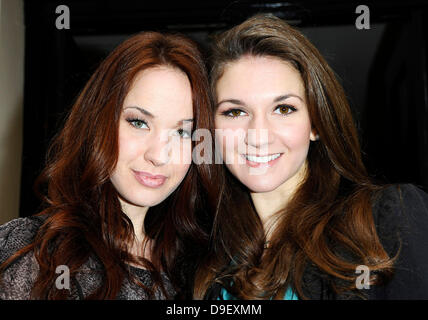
xmin=242 ymin=179 xmax=282 ymax=193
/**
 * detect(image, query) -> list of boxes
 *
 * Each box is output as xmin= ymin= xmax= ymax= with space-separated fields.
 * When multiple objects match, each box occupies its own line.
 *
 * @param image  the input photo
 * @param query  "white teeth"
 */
xmin=244 ymin=153 xmax=281 ymax=163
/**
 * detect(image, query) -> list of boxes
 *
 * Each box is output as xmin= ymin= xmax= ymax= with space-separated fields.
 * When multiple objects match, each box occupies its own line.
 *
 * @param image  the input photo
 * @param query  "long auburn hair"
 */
xmin=0 ymin=31 xmax=220 ymax=299
xmin=194 ymin=14 xmax=398 ymax=300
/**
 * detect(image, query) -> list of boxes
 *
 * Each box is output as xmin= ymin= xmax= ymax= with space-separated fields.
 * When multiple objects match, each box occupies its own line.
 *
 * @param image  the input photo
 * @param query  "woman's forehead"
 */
xmin=216 ymin=56 xmax=305 ymax=102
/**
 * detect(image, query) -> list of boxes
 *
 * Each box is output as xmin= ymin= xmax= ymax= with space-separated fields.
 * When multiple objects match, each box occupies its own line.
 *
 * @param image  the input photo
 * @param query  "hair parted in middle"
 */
xmin=194 ymin=13 xmax=398 ymax=300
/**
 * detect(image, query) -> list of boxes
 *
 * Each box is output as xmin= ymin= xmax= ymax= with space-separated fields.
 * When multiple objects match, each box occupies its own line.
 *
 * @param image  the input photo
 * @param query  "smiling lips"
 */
xmin=133 ymin=153 xmax=281 ymax=184
xmin=133 ymin=170 xmax=167 ymax=188
xmin=242 ymin=153 xmax=283 ymax=168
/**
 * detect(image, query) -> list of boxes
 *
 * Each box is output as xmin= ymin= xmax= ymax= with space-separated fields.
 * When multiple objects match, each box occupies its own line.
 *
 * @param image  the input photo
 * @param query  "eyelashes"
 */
xmin=174 ymin=128 xmax=192 ymax=139
xmin=126 ymin=118 xmax=148 ymax=129
xmin=273 ymin=104 xmax=297 ymax=115
xmin=220 ymin=109 xmax=246 ymax=118
xmin=125 ymin=117 xmax=191 ymax=139
xmin=220 ymin=104 xmax=297 ymax=118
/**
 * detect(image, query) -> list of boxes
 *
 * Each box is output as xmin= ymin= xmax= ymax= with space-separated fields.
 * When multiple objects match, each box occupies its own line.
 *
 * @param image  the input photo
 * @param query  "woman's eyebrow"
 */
xmin=273 ymin=94 xmax=303 ymax=102
xmin=124 ymin=106 xmax=155 ymax=118
xmin=124 ymin=107 xmax=193 ymax=124
xmin=217 ymin=94 xmax=303 ymax=107
xmin=216 ymin=99 xmax=245 ymax=108
xmin=177 ymin=119 xmax=193 ymax=125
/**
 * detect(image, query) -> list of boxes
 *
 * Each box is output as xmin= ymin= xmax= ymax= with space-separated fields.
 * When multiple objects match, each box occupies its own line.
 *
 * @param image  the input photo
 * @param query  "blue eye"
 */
xmin=175 ymin=128 xmax=191 ymax=139
xmin=273 ymin=105 xmax=296 ymax=115
xmin=127 ymin=119 xmax=148 ymax=129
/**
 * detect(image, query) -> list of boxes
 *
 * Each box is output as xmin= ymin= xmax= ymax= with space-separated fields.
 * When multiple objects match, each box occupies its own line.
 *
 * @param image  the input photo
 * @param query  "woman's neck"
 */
xmin=250 ymin=161 xmax=308 ymax=235
xmin=118 ymin=198 xmax=151 ymax=260
xmin=250 ymin=183 xmax=293 ymax=230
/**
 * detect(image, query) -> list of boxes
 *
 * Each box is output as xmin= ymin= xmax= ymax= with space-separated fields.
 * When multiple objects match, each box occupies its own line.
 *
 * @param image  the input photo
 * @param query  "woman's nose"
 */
xmin=144 ymin=132 xmax=170 ymax=167
xmin=244 ymin=115 xmax=274 ymax=149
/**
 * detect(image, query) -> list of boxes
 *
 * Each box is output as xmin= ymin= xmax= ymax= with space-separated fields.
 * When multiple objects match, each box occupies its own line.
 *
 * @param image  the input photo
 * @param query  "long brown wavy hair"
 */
xmin=194 ymin=14 xmax=398 ymax=300
xmin=0 ymin=31 xmax=221 ymax=299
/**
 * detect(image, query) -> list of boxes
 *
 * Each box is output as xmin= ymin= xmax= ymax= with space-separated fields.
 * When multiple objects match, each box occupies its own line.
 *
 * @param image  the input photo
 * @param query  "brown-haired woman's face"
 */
xmin=110 ymin=66 xmax=193 ymax=208
xmin=215 ymin=55 xmax=317 ymax=193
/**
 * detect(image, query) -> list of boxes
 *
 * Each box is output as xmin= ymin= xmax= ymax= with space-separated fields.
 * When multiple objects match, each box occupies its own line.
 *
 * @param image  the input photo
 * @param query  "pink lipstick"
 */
xmin=133 ymin=170 xmax=167 ymax=188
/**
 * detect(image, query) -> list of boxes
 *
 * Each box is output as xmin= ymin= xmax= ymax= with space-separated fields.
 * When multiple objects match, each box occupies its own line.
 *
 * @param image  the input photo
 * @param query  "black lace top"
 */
xmin=0 ymin=215 xmax=176 ymax=300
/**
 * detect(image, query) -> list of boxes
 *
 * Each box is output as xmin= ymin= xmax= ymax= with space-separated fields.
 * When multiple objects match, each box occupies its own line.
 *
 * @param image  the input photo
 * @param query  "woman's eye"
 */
xmin=175 ymin=128 xmax=191 ymax=139
xmin=127 ymin=119 xmax=148 ymax=129
xmin=222 ymin=109 xmax=247 ymax=118
xmin=274 ymin=105 xmax=296 ymax=115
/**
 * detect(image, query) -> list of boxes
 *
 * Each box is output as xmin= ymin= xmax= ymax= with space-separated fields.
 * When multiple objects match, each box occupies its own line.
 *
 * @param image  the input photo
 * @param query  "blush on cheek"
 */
xmin=221 ymin=140 xmax=237 ymax=165
xmin=119 ymin=135 xmax=143 ymax=160
xmin=279 ymin=124 xmax=312 ymax=147
xmin=219 ymin=131 xmax=246 ymax=164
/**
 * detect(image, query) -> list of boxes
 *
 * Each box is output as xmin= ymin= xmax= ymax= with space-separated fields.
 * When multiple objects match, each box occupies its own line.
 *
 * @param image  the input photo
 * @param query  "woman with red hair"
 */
xmin=0 ymin=31 xmax=220 ymax=299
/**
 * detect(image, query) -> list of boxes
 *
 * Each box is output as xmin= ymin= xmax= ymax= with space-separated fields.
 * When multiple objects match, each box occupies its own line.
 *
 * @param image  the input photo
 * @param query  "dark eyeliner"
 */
xmin=274 ymin=104 xmax=297 ymax=114
xmin=126 ymin=117 xmax=148 ymax=128
xmin=220 ymin=108 xmax=245 ymax=117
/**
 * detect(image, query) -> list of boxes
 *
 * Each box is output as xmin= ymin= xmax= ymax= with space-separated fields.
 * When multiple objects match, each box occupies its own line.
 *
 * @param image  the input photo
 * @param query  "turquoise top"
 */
xmin=219 ymin=286 xmax=298 ymax=300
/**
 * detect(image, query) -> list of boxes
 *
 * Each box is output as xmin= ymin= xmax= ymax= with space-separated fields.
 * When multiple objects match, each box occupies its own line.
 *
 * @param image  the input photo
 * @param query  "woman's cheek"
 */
xmin=118 ymin=134 xmax=141 ymax=161
xmin=275 ymin=121 xmax=312 ymax=149
xmin=171 ymin=139 xmax=192 ymax=166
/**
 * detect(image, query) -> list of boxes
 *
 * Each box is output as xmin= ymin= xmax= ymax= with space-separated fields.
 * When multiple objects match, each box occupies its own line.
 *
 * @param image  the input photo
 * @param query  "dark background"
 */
xmin=20 ymin=0 xmax=428 ymax=217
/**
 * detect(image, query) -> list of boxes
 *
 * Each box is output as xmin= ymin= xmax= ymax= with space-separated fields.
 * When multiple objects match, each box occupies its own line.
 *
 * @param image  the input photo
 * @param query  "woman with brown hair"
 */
xmin=194 ymin=14 xmax=428 ymax=300
xmin=0 ymin=31 xmax=220 ymax=299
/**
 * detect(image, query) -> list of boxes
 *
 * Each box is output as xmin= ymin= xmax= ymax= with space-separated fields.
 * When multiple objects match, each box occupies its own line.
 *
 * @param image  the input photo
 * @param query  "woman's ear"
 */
xmin=310 ymin=129 xmax=319 ymax=141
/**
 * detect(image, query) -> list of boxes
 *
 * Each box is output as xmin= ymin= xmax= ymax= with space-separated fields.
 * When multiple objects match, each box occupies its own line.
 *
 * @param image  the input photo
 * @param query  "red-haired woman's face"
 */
xmin=110 ymin=66 xmax=193 ymax=211
xmin=215 ymin=55 xmax=317 ymax=194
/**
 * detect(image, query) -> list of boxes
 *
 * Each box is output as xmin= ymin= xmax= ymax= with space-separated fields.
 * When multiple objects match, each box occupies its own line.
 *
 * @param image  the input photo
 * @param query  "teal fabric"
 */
xmin=219 ymin=286 xmax=298 ymax=300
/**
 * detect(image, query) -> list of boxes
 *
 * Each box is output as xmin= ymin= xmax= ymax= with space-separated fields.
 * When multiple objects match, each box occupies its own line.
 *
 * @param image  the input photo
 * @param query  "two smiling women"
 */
xmin=1 ymin=14 xmax=428 ymax=300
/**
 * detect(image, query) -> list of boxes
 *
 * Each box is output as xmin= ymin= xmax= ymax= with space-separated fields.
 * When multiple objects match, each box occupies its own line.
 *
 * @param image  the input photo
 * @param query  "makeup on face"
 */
xmin=132 ymin=170 xmax=168 ymax=188
xmin=110 ymin=66 xmax=193 ymax=211
xmin=215 ymin=55 xmax=317 ymax=193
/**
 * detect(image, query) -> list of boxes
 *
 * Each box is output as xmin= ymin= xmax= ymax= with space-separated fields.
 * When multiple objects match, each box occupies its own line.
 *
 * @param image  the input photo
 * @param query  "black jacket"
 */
xmin=206 ymin=184 xmax=428 ymax=300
